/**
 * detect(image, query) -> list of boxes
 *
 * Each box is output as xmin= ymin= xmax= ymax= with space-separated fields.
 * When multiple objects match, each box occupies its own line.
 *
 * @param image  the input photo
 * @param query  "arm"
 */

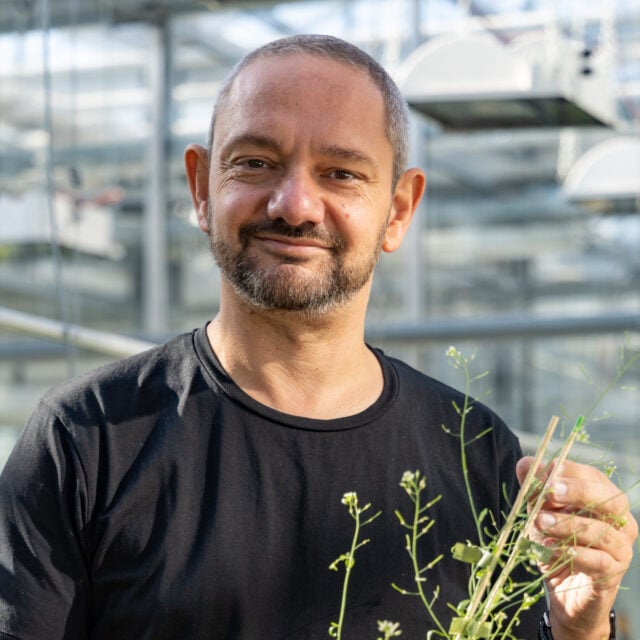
xmin=0 ymin=401 xmax=90 ymax=638
xmin=516 ymin=457 xmax=638 ymax=640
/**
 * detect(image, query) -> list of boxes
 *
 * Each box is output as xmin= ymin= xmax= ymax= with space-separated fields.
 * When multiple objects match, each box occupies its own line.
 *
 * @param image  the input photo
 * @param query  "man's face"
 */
xmin=206 ymin=54 xmax=397 ymax=314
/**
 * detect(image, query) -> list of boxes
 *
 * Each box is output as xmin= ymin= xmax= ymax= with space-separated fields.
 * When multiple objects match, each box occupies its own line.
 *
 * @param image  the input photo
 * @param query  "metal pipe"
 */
xmin=366 ymin=311 xmax=640 ymax=343
xmin=2 ymin=305 xmax=639 ymax=358
xmin=0 ymin=307 xmax=156 ymax=359
xmin=144 ymin=19 xmax=170 ymax=337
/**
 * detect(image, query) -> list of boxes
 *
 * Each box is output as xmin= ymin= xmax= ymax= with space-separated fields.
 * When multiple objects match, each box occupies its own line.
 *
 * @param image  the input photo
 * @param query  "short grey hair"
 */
xmin=207 ymin=34 xmax=409 ymax=187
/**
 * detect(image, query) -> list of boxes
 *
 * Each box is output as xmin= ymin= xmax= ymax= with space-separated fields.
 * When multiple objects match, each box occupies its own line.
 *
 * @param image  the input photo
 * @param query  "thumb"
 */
xmin=515 ymin=456 xmax=535 ymax=487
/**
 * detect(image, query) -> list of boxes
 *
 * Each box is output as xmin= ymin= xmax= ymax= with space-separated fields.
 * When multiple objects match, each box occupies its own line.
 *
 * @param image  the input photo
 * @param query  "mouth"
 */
xmin=238 ymin=220 xmax=344 ymax=257
xmin=253 ymin=233 xmax=333 ymax=256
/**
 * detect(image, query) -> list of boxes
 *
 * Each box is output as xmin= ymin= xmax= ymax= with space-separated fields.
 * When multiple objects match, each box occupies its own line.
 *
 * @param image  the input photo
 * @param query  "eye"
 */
xmin=329 ymin=169 xmax=356 ymax=181
xmin=245 ymin=158 xmax=269 ymax=169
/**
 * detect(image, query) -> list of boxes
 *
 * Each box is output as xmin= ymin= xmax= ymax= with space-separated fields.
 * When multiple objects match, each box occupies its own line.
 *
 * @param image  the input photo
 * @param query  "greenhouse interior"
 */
xmin=0 ymin=0 xmax=639 ymax=635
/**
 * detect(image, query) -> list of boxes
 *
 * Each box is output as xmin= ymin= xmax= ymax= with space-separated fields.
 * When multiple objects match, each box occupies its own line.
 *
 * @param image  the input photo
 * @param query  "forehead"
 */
xmin=231 ymin=52 xmax=380 ymax=100
xmin=214 ymin=53 xmax=391 ymax=159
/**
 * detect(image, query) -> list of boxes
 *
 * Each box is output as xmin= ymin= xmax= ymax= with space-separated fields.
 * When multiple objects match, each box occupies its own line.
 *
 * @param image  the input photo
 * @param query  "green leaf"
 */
xmin=451 ymin=542 xmax=483 ymax=564
xmin=448 ymin=617 xmax=492 ymax=638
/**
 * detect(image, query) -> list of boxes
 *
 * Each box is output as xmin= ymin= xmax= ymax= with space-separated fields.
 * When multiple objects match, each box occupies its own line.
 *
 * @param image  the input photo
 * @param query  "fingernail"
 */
xmin=551 ymin=481 xmax=568 ymax=496
xmin=539 ymin=512 xmax=556 ymax=528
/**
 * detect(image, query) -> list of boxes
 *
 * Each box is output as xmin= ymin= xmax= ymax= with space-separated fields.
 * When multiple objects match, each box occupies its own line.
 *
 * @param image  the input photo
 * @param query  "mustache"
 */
xmin=238 ymin=219 xmax=345 ymax=250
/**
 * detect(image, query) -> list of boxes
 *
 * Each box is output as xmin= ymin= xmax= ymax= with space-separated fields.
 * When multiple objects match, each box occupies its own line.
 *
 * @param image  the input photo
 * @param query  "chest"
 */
xmin=85 ymin=417 xmax=494 ymax=638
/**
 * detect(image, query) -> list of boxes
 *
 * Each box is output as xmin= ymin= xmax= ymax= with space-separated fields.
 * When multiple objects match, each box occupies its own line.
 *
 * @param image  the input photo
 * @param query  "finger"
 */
xmin=518 ymin=457 xmax=632 ymax=526
xmin=535 ymin=510 xmax=634 ymax=562
xmin=533 ymin=518 xmax=633 ymax=593
xmin=541 ymin=543 xmax=628 ymax=591
xmin=544 ymin=546 xmax=626 ymax=592
xmin=515 ymin=456 xmax=536 ymax=486
xmin=543 ymin=462 xmax=632 ymax=526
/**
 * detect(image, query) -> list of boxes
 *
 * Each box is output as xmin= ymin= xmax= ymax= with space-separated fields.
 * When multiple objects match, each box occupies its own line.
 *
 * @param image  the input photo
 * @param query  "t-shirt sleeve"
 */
xmin=0 ymin=400 xmax=90 ymax=639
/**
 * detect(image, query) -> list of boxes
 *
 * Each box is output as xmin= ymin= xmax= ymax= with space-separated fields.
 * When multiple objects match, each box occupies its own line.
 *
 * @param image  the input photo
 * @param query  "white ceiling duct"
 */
xmin=396 ymin=33 xmax=615 ymax=131
xmin=563 ymin=137 xmax=640 ymax=214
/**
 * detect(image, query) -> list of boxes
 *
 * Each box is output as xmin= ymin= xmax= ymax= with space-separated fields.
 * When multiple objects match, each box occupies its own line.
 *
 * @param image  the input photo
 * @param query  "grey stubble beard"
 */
xmin=206 ymin=202 xmax=388 ymax=316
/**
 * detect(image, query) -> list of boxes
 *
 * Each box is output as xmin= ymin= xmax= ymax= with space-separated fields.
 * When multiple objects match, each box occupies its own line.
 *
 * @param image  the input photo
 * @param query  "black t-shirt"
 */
xmin=0 ymin=326 xmax=543 ymax=639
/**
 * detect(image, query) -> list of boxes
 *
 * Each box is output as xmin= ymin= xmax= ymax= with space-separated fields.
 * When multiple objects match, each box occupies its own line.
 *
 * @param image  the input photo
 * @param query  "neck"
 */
xmin=206 ymin=286 xmax=383 ymax=419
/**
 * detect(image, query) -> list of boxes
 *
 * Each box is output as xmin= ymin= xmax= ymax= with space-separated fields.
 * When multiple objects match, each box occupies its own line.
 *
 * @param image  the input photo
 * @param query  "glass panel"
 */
xmin=0 ymin=0 xmax=639 ymax=628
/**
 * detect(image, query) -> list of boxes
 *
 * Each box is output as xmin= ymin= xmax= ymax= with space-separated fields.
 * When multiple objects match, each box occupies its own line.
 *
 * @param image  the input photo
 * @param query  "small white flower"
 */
xmin=400 ymin=470 xmax=415 ymax=485
xmin=341 ymin=492 xmax=358 ymax=507
xmin=377 ymin=620 xmax=402 ymax=638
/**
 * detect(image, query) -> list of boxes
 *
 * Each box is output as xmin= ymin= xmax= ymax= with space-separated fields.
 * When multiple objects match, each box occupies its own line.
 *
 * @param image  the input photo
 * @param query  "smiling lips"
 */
xmin=238 ymin=218 xmax=346 ymax=255
xmin=254 ymin=233 xmax=333 ymax=256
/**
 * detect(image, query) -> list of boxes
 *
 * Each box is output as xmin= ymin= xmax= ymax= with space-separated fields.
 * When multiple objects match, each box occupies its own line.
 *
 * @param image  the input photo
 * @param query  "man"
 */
xmin=0 ymin=34 xmax=636 ymax=640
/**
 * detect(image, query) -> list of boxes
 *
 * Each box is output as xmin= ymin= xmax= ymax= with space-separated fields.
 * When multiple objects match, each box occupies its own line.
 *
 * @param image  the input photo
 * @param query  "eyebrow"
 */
xmin=220 ymin=133 xmax=281 ymax=156
xmin=316 ymin=144 xmax=379 ymax=171
xmin=220 ymin=134 xmax=378 ymax=170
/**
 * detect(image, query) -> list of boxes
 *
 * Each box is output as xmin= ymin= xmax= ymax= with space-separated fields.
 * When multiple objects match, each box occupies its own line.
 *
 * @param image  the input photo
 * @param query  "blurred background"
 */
xmin=0 ymin=0 xmax=639 ymax=633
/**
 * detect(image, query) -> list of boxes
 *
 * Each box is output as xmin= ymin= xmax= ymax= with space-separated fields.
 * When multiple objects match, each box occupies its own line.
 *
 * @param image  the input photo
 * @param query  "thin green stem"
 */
xmin=462 ymin=415 xmax=559 ymax=629
xmin=459 ymin=373 xmax=484 ymax=545
xmin=409 ymin=491 xmax=448 ymax=637
xmin=581 ymin=347 xmax=640 ymax=421
xmin=330 ymin=496 xmax=380 ymax=640
xmin=334 ymin=509 xmax=361 ymax=640
xmin=477 ymin=416 xmax=583 ymax=628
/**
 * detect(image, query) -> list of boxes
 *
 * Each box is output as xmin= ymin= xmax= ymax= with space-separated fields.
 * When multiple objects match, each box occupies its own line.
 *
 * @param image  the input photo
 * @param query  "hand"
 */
xmin=516 ymin=457 xmax=638 ymax=640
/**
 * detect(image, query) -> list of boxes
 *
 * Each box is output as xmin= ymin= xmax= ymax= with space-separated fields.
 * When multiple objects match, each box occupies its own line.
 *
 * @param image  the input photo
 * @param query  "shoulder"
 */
xmin=378 ymin=349 xmax=520 ymax=452
xmin=40 ymin=330 xmax=203 ymax=428
xmin=12 ymin=329 xmax=216 ymax=497
xmin=379 ymin=349 xmax=481 ymax=410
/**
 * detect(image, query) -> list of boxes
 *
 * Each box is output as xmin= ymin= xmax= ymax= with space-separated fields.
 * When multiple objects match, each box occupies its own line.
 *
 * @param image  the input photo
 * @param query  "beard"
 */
xmin=207 ymin=204 xmax=387 ymax=314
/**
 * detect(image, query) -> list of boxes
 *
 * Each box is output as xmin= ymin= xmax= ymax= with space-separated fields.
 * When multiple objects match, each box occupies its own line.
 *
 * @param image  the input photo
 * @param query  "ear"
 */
xmin=184 ymin=143 xmax=211 ymax=233
xmin=382 ymin=168 xmax=426 ymax=253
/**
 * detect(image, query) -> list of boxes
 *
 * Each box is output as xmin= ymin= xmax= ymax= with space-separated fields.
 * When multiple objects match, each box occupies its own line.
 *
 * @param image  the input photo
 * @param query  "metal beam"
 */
xmin=0 ymin=0 xmax=310 ymax=34
xmin=0 ymin=306 xmax=156 ymax=358
xmin=3 ymin=305 xmax=638 ymax=359
xmin=366 ymin=311 xmax=640 ymax=343
xmin=143 ymin=20 xmax=171 ymax=337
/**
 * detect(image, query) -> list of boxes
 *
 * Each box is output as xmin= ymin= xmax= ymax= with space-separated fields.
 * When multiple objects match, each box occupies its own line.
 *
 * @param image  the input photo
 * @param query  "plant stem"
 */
xmin=335 ymin=508 xmax=362 ymax=640
xmin=477 ymin=415 xmax=583 ymax=629
xmin=408 ymin=490 xmax=448 ymax=637
xmin=461 ymin=415 xmax=559 ymax=630
xmin=581 ymin=347 xmax=640 ymax=420
xmin=459 ymin=373 xmax=484 ymax=545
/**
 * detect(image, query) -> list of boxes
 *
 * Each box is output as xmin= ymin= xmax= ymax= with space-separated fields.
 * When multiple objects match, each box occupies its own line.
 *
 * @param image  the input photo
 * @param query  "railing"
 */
xmin=1 ymin=305 xmax=639 ymax=470
xmin=0 ymin=306 xmax=157 ymax=359
xmin=365 ymin=311 xmax=640 ymax=343
xmin=2 ymin=305 xmax=639 ymax=357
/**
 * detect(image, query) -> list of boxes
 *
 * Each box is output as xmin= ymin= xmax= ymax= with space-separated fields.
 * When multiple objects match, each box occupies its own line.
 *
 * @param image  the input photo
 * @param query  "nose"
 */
xmin=266 ymin=169 xmax=324 ymax=226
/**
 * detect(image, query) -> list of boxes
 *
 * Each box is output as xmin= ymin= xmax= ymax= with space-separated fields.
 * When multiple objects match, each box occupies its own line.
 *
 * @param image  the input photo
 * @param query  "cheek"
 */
xmin=214 ymin=182 xmax=269 ymax=219
xmin=341 ymin=220 xmax=384 ymax=255
xmin=213 ymin=170 xmax=242 ymax=195
xmin=333 ymin=195 xmax=373 ymax=225
xmin=334 ymin=198 xmax=389 ymax=242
